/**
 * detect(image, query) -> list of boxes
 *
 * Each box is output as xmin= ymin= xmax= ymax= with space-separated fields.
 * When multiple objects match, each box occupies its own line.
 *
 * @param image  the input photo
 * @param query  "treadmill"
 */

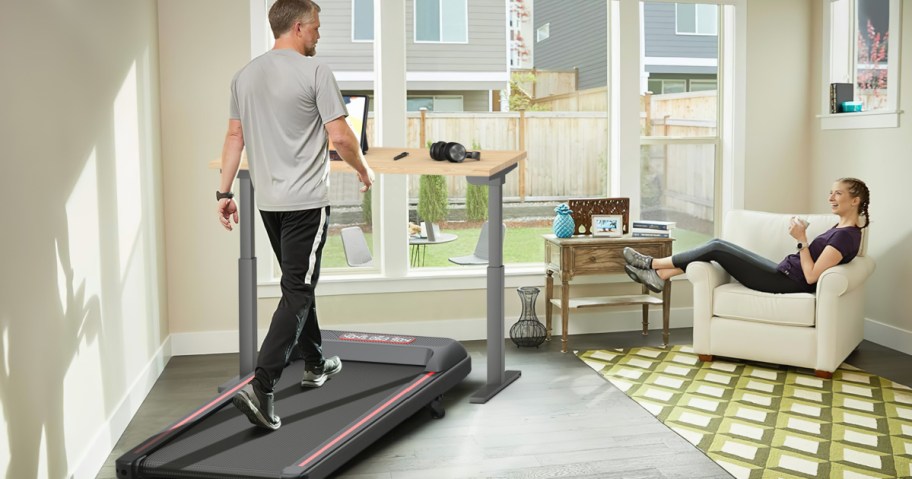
xmin=116 ymin=330 xmax=470 ymax=479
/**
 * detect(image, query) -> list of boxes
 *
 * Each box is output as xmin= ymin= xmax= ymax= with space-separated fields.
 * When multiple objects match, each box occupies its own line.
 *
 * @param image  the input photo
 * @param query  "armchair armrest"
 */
xmin=815 ymin=256 xmax=876 ymax=297
xmin=814 ymin=256 xmax=875 ymax=373
xmin=686 ymin=261 xmax=731 ymax=354
xmin=686 ymin=261 xmax=731 ymax=290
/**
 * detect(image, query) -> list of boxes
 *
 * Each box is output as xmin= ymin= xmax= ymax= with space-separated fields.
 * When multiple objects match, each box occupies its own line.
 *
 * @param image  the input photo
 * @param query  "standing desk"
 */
xmin=212 ymin=147 xmax=526 ymax=403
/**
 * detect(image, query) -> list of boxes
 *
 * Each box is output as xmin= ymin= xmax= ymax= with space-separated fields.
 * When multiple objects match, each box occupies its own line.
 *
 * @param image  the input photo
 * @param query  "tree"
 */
xmin=418 ymin=175 xmax=448 ymax=225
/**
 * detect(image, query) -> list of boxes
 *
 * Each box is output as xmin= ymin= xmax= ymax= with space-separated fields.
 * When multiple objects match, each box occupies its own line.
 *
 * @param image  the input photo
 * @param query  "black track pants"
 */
xmin=671 ymin=238 xmax=807 ymax=294
xmin=255 ymin=206 xmax=330 ymax=391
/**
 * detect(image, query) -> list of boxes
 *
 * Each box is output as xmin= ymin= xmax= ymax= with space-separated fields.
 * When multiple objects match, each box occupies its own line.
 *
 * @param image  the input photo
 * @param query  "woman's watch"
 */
xmin=796 ymin=242 xmax=805 ymax=251
xmin=216 ymin=190 xmax=234 ymax=201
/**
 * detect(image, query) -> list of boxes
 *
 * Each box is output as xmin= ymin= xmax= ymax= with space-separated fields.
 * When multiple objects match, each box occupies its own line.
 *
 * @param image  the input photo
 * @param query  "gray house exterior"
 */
xmin=532 ymin=1 xmax=718 ymax=94
xmin=313 ymin=0 xmax=509 ymax=111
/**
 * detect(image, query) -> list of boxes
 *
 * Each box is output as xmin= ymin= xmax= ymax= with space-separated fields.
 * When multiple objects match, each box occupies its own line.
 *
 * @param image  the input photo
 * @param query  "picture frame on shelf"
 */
xmin=591 ymin=214 xmax=623 ymax=237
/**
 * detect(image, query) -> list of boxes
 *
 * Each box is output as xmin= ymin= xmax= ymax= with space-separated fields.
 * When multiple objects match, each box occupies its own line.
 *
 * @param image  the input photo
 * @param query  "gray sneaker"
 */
xmin=301 ymin=356 xmax=342 ymax=388
xmin=624 ymin=264 xmax=665 ymax=293
xmin=233 ymin=382 xmax=281 ymax=430
xmin=623 ymin=247 xmax=653 ymax=270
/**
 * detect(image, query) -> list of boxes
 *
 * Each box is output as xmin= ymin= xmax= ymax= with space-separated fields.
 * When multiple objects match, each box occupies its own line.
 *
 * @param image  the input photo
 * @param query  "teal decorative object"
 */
xmin=553 ymin=203 xmax=575 ymax=238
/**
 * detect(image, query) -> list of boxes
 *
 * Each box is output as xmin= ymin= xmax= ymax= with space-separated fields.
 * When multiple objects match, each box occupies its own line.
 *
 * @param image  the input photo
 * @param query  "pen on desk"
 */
xmin=393 ymin=151 xmax=409 ymax=160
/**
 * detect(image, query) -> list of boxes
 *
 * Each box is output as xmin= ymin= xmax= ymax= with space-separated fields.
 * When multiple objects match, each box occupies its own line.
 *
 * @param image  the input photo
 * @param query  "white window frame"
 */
xmin=536 ymin=22 xmax=550 ymax=42
xmin=351 ymin=0 xmax=374 ymax=42
xmin=246 ymin=0 xmax=745 ymax=297
xmin=615 ymin=0 xmax=743 ymax=238
xmin=414 ymin=0 xmax=469 ymax=44
xmin=819 ymin=0 xmax=903 ymax=130
xmin=675 ymin=3 xmax=718 ymax=36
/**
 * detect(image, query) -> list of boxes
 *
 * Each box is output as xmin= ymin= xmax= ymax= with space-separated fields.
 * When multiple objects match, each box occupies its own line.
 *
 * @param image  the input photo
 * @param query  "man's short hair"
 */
xmin=269 ymin=0 xmax=321 ymax=39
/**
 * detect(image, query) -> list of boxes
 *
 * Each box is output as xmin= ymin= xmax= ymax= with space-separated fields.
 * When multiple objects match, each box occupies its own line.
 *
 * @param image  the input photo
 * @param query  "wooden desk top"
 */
xmin=209 ymin=147 xmax=526 ymax=178
xmin=543 ymin=234 xmax=674 ymax=245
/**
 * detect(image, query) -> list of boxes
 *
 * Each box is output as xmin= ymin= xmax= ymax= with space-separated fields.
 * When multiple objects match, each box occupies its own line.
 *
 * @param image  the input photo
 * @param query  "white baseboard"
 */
xmin=169 ymin=308 xmax=696 ymax=356
xmin=864 ymin=317 xmax=912 ymax=356
xmin=74 ymin=337 xmax=172 ymax=479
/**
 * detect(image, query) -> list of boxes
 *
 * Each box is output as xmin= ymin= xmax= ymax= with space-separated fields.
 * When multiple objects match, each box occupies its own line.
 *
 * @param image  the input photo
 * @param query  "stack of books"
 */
xmin=631 ymin=220 xmax=675 ymax=238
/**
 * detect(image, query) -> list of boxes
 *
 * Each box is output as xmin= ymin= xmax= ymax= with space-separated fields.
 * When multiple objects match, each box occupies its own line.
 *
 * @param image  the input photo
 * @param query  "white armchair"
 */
xmin=687 ymin=210 xmax=875 ymax=378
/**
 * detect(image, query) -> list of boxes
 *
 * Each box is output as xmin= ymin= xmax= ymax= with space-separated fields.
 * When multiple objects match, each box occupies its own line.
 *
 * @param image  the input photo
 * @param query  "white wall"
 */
xmin=743 ymin=0 xmax=816 ymax=213
xmin=0 ymin=1 xmax=167 ymax=478
xmin=157 ymin=1 xmax=251 ymax=337
xmin=810 ymin=1 xmax=912 ymax=352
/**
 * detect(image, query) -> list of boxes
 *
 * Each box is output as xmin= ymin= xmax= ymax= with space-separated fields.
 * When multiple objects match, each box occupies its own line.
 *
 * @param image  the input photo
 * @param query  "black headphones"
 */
xmin=429 ymin=141 xmax=481 ymax=163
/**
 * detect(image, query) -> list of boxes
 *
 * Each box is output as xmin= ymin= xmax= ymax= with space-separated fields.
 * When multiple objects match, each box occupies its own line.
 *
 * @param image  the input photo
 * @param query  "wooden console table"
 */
xmin=543 ymin=234 xmax=674 ymax=352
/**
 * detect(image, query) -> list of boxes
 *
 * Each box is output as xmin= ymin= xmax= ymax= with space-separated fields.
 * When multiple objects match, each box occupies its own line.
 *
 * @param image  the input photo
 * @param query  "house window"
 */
xmin=352 ymin=0 xmax=374 ymax=41
xmin=689 ymin=79 xmax=717 ymax=92
xmin=822 ymin=0 xmax=901 ymax=129
xmin=415 ymin=0 xmax=467 ymax=43
xmin=407 ymin=95 xmax=464 ymax=112
xmin=536 ymin=22 xmax=550 ymax=42
xmin=675 ymin=3 xmax=717 ymax=36
xmin=647 ymin=79 xmax=686 ymax=94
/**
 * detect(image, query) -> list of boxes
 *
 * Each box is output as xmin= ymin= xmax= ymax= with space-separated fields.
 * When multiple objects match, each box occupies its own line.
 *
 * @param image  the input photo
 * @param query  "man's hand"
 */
xmin=218 ymin=198 xmax=239 ymax=231
xmin=359 ymin=166 xmax=375 ymax=192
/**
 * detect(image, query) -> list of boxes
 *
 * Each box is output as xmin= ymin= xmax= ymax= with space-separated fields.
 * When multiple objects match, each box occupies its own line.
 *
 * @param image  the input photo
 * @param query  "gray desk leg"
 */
xmin=238 ymin=171 xmax=257 ymax=378
xmin=468 ymin=164 xmax=520 ymax=404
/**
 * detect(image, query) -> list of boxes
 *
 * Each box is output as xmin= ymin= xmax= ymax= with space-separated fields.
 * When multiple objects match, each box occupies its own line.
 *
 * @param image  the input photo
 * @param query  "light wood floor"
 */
xmin=98 ymin=328 xmax=912 ymax=479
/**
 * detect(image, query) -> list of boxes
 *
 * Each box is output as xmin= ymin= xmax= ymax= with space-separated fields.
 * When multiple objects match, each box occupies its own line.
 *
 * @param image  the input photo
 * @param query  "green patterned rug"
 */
xmin=576 ymin=345 xmax=912 ymax=479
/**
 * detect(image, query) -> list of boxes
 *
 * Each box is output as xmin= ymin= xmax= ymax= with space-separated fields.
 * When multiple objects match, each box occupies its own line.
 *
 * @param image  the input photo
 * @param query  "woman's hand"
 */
xmin=788 ymin=217 xmax=809 ymax=243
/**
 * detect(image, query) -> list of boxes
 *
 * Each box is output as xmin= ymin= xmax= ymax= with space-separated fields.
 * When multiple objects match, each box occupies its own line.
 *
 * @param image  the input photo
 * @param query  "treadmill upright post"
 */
xmin=467 ymin=164 xmax=521 ymax=404
xmin=238 ymin=170 xmax=257 ymax=378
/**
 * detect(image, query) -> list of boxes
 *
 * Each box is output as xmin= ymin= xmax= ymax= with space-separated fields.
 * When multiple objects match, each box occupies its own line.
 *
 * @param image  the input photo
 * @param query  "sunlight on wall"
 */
xmin=114 ymin=62 xmax=143 ymax=280
xmin=64 ymin=149 xmax=102 ymax=318
xmin=62 ymin=147 xmax=107 ymax=466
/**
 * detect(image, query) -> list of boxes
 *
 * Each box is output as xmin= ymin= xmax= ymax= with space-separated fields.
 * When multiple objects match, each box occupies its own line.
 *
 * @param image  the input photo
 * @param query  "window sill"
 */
xmin=256 ymin=265 xmax=684 ymax=298
xmin=818 ymin=109 xmax=903 ymax=130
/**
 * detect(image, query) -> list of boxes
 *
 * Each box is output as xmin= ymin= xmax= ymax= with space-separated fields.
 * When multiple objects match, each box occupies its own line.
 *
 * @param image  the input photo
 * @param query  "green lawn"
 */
xmin=320 ymin=224 xmax=712 ymax=269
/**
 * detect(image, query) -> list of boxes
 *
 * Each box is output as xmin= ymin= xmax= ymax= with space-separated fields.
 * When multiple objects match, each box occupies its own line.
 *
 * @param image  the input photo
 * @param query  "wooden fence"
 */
xmin=328 ymin=111 xmax=609 ymax=205
xmin=329 ymin=92 xmax=716 ymax=224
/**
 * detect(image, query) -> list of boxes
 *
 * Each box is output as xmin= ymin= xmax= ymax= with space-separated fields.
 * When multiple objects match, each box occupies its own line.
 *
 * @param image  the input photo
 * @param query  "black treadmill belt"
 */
xmin=141 ymin=360 xmax=427 ymax=476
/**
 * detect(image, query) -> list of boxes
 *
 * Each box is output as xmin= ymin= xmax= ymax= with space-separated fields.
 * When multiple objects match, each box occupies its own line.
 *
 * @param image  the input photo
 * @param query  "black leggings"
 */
xmin=255 ymin=206 xmax=330 ymax=391
xmin=671 ymin=239 xmax=807 ymax=294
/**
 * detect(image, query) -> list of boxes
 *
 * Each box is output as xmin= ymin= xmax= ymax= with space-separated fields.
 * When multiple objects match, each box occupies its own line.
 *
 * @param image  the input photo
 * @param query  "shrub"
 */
xmin=418 ymin=175 xmax=448 ymax=224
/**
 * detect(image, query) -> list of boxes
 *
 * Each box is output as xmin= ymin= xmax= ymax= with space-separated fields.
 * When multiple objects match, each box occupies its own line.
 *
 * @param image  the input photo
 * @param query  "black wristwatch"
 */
xmin=216 ymin=190 xmax=234 ymax=201
xmin=796 ymin=242 xmax=805 ymax=251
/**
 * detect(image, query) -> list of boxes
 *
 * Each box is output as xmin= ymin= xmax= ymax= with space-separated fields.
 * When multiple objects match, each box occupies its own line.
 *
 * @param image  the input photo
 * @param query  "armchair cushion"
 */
xmin=713 ymin=283 xmax=816 ymax=327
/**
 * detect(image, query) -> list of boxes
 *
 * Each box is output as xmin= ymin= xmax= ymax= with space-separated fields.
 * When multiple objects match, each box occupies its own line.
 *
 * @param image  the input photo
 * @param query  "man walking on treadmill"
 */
xmin=216 ymin=0 xmax=374 ymax=430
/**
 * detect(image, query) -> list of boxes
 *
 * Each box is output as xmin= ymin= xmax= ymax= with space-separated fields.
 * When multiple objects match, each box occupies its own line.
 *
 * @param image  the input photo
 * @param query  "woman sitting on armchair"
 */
xmin=623 ymin=177 xmax=871 ymax=294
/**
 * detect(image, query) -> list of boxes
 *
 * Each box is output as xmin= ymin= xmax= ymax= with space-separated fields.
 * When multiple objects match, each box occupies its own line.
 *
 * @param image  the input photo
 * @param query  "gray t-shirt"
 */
xmin=230 ymin=49 xmax=347 ymax=211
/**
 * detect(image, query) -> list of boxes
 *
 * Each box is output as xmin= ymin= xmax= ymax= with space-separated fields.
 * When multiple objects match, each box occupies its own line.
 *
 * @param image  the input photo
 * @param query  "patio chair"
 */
xmin=340 ymin=226 xmax=373 ymax=267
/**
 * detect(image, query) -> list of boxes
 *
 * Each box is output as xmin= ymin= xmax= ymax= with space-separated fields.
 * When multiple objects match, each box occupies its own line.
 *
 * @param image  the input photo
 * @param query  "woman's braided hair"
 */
xmin=838 ymin=177 xmax=871 ymax=229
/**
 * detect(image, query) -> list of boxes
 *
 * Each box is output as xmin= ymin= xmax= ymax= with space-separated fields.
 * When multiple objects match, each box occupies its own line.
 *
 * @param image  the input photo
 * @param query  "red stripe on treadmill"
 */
xmin=297 ymin=371 xmax=436 ymax=468
xmin=133 ymin=377 xmax=252 ymax=454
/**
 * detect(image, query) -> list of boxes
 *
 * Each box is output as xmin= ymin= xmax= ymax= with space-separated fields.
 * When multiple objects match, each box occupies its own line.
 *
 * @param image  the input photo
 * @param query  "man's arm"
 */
xmin=325 ymin=117 xmax=374 ymax=192
xmin=218 ymin=119 xmax=244 ymax=231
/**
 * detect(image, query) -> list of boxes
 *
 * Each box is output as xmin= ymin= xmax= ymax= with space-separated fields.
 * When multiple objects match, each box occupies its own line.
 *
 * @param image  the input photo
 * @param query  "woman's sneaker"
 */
xmin=622 ymin=247 xmax=653 ymax=269
xmin=624 ymin=265 xmax=665 ymax=293
xmin=233 ymin=382 xmax=281 ymax=430
xmin=301 ymin=356 xmax=343 ymax=388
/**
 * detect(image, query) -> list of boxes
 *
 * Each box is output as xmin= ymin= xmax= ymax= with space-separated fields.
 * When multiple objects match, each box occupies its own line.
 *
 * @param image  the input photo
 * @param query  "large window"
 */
xmin=415 ymin=0 xmax=467 ymax=43
xmin=822 ymin=0 xmax=902 ymax=129
xmin=248 ymin=0 xmax=741 ymax=290
xmin=641 ymin=2 xmax=722 ymax=251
